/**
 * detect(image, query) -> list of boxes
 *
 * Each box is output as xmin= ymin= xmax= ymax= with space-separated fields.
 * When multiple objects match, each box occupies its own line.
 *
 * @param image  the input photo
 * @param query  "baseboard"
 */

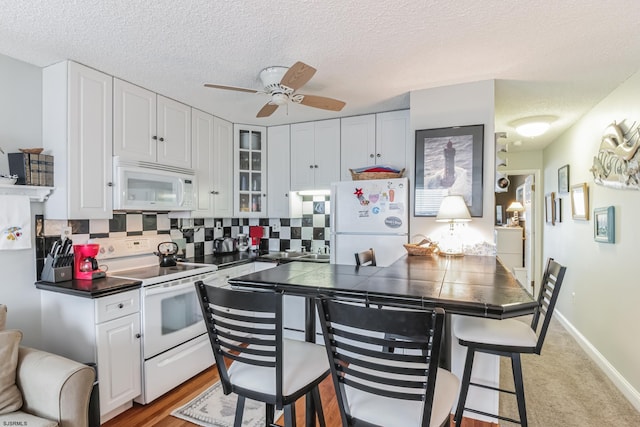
xmin=555 ymin=310 xmax=640 ymax=412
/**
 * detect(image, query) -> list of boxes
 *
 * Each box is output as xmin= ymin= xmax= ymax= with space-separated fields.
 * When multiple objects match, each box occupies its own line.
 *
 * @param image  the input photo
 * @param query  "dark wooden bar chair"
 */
xmin=453 ymin=258 xmax=567 ymax=427
xmin=316 ymin=297 xmax=459 ymax=427
xmin=195 ymin=281 xmax=329 ymax=427
xmin=354 ymin=248 xmax=376 ymax=266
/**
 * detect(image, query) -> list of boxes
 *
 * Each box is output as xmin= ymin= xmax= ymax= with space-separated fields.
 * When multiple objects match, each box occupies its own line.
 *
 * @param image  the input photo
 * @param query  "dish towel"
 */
xmin=0 ymin=195 xmax=31 ymax=250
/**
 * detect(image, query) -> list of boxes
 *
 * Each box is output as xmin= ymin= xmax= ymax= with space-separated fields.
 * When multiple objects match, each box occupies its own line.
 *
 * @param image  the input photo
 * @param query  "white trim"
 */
xmin=555 ymin=310 xmax=640 ymax=412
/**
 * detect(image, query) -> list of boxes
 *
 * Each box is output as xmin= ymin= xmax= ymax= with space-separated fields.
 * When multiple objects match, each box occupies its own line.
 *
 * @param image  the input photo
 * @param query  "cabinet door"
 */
xmin=290 ymin=122 xmax=315 ymax=191
xmin=313 ymin=119 xmax=341 ymax=188
xmin=96 ymin=313 xmax=141 ymax=417
xmin=157 ymin=96 xmax=192 ymax=168
xmin=67 ymin=62 xmax=114 ymax=219
xmin=113 ymin=79 xmax=157 ymax=163
xmin=375 ymin=110 xmax=409 ymax=170
xmin=267 ymin=125 xmax=291 ymax=218
xmin=213 ymin=117 xmax=234 ymax=217
xmin=340 ymin=114 xmax=376 ymax=180
xmin=234 ymin=125 xmax=267 ymax=217
xmin=192 ymin=109 xmax=214 ymax=217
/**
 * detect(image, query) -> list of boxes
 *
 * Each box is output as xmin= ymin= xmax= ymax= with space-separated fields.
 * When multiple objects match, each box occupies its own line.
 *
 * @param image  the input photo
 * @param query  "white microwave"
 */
xmin=113 ymin=157 xmax=196 ymax=211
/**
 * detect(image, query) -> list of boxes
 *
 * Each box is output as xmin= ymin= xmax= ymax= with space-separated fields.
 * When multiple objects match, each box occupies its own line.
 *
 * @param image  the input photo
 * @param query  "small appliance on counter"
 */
xmin=213 ymin=237 xmax=238 ymax=254
xmin=73 ymin=244 xmax=106 ymax=280
xmin=249 ymin=226 xmax=264 ymax=251
xmin=237 ymin=234 xmax=249 ymax=252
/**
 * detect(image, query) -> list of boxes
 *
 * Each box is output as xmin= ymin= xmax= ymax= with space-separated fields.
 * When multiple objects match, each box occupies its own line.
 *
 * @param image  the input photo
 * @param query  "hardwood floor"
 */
xmin=102 ymin=367 xmax=495 ymax=427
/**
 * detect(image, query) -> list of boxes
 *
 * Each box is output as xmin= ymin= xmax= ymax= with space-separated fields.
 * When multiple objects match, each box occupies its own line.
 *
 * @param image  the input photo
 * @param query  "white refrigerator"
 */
xmin=330 ymin=177 xmax=409 ymax=266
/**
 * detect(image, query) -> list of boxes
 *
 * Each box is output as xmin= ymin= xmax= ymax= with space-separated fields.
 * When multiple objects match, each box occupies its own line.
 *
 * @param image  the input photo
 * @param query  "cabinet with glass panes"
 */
xmin=234 ymin=124 xmax=267 ymax=217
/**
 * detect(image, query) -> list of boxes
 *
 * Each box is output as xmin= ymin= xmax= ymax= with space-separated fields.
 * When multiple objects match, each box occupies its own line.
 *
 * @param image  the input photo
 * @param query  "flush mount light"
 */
xmin=511 ymin=116 xmax=557 ymax=138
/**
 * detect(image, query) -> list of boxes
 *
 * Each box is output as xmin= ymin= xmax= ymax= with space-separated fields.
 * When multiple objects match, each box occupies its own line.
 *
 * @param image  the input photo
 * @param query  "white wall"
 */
xmin=543 ymin=70 xmax=640 ymax=406
xmin=409 ymin=80 xmax=496 ymax=244
xmin=0 ymin=53 xmax=44 ymax=347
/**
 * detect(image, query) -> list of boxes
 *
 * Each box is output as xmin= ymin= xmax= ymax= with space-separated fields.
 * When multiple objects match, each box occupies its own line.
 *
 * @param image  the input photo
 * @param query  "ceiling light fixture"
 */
xmin=511 ymin=116 xmax=557 ymax=138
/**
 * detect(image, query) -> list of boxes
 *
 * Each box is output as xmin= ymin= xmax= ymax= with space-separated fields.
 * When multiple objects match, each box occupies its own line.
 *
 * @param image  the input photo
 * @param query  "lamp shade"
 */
xmin=506 ymin=201 xmax=525 ymax=212
xmin=436 ymin=195 xmax=471 ymax=222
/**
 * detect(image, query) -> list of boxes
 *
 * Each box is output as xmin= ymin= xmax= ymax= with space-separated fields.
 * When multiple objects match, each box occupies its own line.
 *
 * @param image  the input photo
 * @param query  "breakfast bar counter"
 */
xmin=228 ymin=254 xmax=537 ymax=319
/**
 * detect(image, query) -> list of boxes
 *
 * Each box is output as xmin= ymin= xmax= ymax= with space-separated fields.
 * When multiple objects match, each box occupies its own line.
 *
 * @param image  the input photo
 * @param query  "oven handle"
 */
xmin=144 ymin=281 xmax=198 ymax=297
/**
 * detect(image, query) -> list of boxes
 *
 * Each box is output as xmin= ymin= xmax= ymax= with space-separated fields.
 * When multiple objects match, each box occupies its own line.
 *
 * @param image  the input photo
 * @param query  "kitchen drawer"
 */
xmin=95 ymin=289 xmax=140 ymax=324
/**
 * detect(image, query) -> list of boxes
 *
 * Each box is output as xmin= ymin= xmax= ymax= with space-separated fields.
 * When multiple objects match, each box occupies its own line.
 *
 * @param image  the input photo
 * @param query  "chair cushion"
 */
xmin=0 ymin=329 xmax=23 ymax=414
xmin=228 ymin=338 xmax=329 ymax=398
xmin=453 ymin=316 xmax=538 ymax=348
xmin=345 ymin=367 xmax=459 ymax=427
xmin=0 ymin=410 xmax=58 ymax=427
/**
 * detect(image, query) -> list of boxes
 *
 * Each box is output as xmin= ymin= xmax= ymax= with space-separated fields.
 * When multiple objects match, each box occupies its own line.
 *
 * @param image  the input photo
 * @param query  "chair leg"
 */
xmin=455 ymin=346 xmax=476 ymax=427
xmin=265 ymin=403 xmax=275 ymax=427
xmin=234 ymin=395 xmax=246 ymax=427
xmin=283 ymin=403 xmax=296 ymax=427
xmin=511 ymin=353 xmax=528 ymax=427
xmin=311 ymin=386 xmax=326 ymax=427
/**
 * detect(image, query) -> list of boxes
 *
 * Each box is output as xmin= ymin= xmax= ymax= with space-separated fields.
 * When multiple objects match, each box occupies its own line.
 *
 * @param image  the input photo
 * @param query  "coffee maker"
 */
xmin=73 ymin=244 xmax=106 ymax=280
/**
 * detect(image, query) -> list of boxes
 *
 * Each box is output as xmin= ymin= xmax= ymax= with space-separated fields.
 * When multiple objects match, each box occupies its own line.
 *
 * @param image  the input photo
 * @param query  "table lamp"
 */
xmin=436 ymin=195 xmax=471 ymax=256
xmin=506 ymin=201 xmax=525 ymax=226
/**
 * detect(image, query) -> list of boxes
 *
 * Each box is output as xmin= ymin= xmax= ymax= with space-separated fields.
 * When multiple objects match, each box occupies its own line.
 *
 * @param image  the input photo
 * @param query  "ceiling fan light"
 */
xmin=271 ymin=93 xmax=288 ymax=105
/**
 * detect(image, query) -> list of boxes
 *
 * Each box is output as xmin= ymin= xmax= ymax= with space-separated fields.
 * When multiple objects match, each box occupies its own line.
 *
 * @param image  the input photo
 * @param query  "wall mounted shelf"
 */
xmin=0 ymin=184 xmax=54 ymax=202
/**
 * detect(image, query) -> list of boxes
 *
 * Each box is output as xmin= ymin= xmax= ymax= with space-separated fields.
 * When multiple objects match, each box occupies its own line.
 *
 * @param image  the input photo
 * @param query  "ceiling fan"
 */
xmin=204 ymin=61 xmax=346 ymax=118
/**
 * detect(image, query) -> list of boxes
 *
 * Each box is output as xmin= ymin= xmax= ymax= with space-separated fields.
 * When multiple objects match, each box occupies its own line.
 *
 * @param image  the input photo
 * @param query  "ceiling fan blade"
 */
xmin=297 ymin=94 xmax=346 ymax=112
xmin=257 ymin=102 xmax=279 ymax=118
xmin=280 ymin=61 xmax=316 ymax=91
xmin=204 ymin=84 xmax=259 ymax=94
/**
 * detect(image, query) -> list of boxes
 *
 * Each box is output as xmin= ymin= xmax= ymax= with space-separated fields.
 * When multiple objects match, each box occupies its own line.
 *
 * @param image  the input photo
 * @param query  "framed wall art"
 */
xmin=414 ymin=124 xmax=484 ymax=217
xmin=545 ymin=192 xmax=556 ymax=225
xmin=570 ymin=183 xmax=589 ymax=220
xmin=594 ymin=206 xmax=615 ymax=243
xmin=558 ymin=164 xmax=570 ymax=194
xmin=555 ymin=198 xmax=562 ymax=223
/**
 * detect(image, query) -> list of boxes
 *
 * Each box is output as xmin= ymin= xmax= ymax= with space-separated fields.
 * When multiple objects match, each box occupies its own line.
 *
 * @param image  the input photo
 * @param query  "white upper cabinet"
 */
xmin=267 ymin=125 xmax=291 ymax=218
xmin=340 ymin=110 xmax=409 ymax=180
xmin=191 ymin=109 xmax=215 ymax=217
xmin=234 ymin=124 xmax=267 ymax=218
xmin=43 ymin=61 xmax=113 ymax=219
xmin=290 ymin=119 xmax=340 ymax=191
xmin=114 ymin=79 xmax=191 ymax=169
xmin=212 ymin=116 xmax=234 ymax=217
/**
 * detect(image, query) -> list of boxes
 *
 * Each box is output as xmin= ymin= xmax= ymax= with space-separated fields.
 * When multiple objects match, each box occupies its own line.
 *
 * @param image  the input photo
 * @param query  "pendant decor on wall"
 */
xmin=590 ymin=121 xmax=640 ymax=189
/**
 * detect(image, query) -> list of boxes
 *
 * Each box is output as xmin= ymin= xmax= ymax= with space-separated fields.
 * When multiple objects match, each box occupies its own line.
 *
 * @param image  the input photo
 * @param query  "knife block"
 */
xmin=41 ymin=254 xmax=74 ymax=283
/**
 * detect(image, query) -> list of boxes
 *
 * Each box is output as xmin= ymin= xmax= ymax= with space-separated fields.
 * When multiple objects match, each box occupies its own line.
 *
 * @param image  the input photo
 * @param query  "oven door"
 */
xmin=142 ymin=278 xmax=206 ymax=359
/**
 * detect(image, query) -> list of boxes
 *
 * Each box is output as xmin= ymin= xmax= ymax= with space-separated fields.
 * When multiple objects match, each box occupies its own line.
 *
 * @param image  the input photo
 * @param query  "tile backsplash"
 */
xmin=35 ymin=195 xmax=331 ymax=279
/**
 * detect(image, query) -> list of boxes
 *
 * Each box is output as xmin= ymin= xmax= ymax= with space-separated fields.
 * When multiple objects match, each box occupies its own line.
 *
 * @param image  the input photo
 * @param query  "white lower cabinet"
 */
xmin=283 ymin=295 xmax=323 ymax=344
xmin=40 ymin=289 xmax=142 ymax=423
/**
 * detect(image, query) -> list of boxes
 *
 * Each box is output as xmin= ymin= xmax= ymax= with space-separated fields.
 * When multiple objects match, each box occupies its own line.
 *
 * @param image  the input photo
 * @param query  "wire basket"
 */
xmin=350 ymin=168 xmax=405 ymax=181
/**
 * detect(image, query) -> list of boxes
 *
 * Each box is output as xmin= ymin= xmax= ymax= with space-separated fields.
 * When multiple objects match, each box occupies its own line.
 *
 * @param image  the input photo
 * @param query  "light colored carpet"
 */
xmin=171 ymin=381 xmax=281 ymax=427
xmin=499 ymin=316 xmax=640 ymax=426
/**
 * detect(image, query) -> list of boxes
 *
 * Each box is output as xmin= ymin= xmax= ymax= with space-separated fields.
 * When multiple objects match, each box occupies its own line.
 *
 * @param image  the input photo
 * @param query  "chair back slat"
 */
xmin=196 ymin=282 xmax=283 ymax=397
xmin=530 ymin=258 xmax=567 ymax=353
xmin=317 ymin=297 xmax=445 ymax=427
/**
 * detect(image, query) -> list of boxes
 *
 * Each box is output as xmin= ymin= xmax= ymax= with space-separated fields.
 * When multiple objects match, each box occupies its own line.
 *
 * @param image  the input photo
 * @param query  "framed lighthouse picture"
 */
xmin=414 ymin=124 xmax=484 ymax=217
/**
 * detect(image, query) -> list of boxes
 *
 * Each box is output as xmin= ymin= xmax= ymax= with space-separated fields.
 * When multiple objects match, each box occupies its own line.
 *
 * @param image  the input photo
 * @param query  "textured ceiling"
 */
xmin=2 ymin=0 xmax=640 ymax=152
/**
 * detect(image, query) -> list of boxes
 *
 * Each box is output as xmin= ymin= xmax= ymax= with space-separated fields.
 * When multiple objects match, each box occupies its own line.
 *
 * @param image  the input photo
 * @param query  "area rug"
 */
xmin=171 ymin=381 xmax=281 ymax=427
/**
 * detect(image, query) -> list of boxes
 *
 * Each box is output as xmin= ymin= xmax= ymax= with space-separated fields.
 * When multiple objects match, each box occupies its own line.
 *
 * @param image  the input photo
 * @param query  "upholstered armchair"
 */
xmin=0 ymin=304 xmax=95 ymax=427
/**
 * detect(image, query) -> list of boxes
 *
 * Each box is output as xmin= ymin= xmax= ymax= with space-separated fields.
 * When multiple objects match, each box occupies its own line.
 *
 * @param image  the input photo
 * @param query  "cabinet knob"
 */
xmin=159 ymin=137 xmax=165 ymax=142
xmin=135 ymin=333 xmax=141 ymax=339
xmin=107 ymin=182 xmax=113 ymax=187
xmin=152 ymin=136 xmax=157 ymax=140
xmin=309 ymin=165 xmax=314 ymax=169
xmin=376 ymin=153 xmax=381 ymax=158
xmin=118 ymin=303 xmax=124 ymax=309
xmin=211 ymin=191 xmax=219 ymax=195
xmin=285 ymin=193 xmax=289 ymax=197
xmin=369 ymin=153 xmax=374 ymax=158
xmin=314 ymin=164 xmax=318 ymax=168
